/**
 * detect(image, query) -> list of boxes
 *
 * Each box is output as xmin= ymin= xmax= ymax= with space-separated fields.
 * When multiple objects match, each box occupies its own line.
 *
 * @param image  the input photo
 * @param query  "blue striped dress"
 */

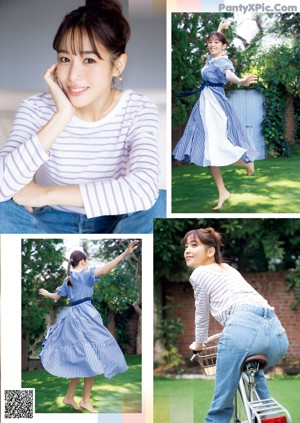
xmin=173 ymin=56 xmax=258 ymax=166
xmin=39 ymin=268 xmax=128 ymax=379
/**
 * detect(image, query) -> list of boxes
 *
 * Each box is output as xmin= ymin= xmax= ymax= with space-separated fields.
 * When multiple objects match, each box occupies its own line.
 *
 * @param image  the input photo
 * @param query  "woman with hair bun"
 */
xmin=183 ymin=227 xmax=288 ymax=422
xmin=38 ymin=240 xmax=139 ymax=413
xmin=173 ymin=20 xmax=258 ymax=210
xmin=0 ymin=0 xmax=164 ymax=234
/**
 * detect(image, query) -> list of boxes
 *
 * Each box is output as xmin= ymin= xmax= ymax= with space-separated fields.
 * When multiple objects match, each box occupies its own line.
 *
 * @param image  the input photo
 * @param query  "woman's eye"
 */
xmin=84 ymin=58 xmax=96 ymax=64
xmin=59 ymin=57 xmax=69 ymax=63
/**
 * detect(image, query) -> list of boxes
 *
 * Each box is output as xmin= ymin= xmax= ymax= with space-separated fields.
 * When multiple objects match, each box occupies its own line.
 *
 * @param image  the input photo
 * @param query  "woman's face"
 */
xmin=184 ymin=235 xmax=214 ymax=268
xmin=56 ymin=30 xmax=124 ymax=118
xmin=207 ymin=36 xmax=226 ymax=58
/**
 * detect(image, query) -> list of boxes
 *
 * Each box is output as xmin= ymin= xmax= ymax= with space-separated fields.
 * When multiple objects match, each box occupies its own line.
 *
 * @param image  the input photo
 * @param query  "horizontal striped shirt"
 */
xmin=0 ymin=90 xmax=160 ymax=218
xmin=190 ymin=264 xmax=271 ymax=343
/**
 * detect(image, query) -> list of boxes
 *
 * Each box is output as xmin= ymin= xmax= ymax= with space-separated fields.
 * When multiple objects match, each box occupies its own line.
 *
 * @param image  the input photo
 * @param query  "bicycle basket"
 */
xmin=196 ymin=340 xmax=219 ymax=376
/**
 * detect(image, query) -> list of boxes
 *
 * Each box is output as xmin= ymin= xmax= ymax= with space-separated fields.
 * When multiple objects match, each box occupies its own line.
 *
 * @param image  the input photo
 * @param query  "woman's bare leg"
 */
xmin=234 ymin=159 xmax=255 ymax=176
xmin=63 ymin=378 xmax=82 ymax=410
xmin=79 ymin=377 xmax=97 ymax=413
xmin=209 ymin=166 xmax=231 ymax=210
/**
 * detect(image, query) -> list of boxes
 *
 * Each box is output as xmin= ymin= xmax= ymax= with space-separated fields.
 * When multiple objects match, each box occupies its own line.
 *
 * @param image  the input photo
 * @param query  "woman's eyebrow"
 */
xmin=58 ymin=49 xmax=98 ymax=55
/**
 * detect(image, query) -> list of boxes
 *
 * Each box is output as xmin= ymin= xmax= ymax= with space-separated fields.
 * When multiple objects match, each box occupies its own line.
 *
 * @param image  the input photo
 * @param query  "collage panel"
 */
xmin=171 ymin=9 xmax=300 ymax=213
xmin=0 ymin=0 xmax=166 ymax=235
xmin=153 ymin=218 xmax=300 ymax=422
xmin=1 ymin=233 xmax=154 ymax=422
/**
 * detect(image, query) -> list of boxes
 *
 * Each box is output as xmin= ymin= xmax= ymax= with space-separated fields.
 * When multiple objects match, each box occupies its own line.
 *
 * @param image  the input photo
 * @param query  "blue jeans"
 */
xmin=205 ymin=304 xmax=289 ymax=423
xmin=0 ymin=189 xmax=166 ymax=234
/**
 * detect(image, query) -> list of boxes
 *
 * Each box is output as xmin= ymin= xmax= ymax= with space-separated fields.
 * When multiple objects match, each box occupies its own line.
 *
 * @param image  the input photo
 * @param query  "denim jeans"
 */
xmin=205 ymin=304 xmax=289 ymax=423
xmin=0 ymin=189 xmax=166 ymax=234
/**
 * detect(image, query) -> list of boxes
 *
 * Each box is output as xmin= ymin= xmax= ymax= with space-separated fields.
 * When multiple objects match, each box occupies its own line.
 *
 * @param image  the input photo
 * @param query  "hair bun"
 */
xmin=85 ymin=0 xmax=122 ymax=13
xmin=205 ymin=227 xmax=222 ymax=246
xmin=85 ymin=0 xmax=102 ymax=6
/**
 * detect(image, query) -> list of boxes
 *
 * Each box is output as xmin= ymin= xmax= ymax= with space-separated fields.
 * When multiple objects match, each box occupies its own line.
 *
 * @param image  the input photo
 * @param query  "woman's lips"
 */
xmin=68 ymin=86 xmax=89 ymax=96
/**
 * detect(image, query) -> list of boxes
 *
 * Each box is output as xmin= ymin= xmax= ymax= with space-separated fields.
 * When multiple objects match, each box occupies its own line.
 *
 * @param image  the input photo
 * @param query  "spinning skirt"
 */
xmin=173 ymin=86 xmax=258 ymax=166
xmin=40 ymin=301 xmax=128 ymax=378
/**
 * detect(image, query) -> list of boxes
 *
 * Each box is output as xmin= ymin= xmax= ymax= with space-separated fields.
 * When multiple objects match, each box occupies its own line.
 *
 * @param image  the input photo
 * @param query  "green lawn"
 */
xmin=172 ymin=151 xmax=300 ymax=213
xmin=154 ymin=376 xmax=300 ymax=422
xmin=22 ymin=355 xmax=141 ymax=414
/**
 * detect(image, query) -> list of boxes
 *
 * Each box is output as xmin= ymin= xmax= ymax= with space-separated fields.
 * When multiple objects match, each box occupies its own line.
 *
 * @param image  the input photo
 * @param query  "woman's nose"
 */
xmin=67 ymin=62 xmax=82 ymax=81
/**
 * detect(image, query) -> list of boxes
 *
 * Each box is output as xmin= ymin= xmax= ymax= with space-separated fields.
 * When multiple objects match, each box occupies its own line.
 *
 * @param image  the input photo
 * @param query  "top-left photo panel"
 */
xmin=0 ymin=0 xmax=166 ymax=234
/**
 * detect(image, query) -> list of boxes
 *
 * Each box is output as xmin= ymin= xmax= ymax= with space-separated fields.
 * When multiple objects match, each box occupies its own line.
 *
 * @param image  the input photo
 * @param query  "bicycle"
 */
xmin=191 ymin=333 xmax=292 ymax=423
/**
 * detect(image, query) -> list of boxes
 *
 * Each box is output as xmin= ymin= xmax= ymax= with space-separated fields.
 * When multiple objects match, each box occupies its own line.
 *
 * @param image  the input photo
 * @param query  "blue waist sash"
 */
xmin=71 ymin=297 xmax=92 ymax=306
xmin=177 ymin=80 xmax=224 ymax=98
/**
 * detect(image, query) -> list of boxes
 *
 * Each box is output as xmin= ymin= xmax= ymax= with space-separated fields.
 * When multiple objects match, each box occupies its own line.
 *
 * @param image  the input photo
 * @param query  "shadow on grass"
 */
xmin=172 ymin=155 xmax=300 ymax=213
xmin=22 ymin=355 xmax=141 ymax=414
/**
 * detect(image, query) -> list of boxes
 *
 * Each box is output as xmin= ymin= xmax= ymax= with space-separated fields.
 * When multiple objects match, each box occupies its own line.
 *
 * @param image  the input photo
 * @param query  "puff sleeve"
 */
xmin=55 ymin=282 xmax=69 ymax=297
xmin=214 ymin=58 xmax=235 ymax=83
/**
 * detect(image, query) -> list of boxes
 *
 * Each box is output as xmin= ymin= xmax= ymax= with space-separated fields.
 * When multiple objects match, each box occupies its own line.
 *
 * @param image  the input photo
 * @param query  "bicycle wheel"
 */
xmin=231 ymin=389 xmax=250 ymax=423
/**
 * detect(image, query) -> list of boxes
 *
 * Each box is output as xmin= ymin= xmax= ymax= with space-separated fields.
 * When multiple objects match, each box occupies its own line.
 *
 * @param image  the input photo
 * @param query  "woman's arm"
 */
xmin=94 ymin=240 xmax=139 ymax=277
xmin=39 ymin=288 xmax=61 ymax=301
xmin=217 ymin=18 xmax=231 ymax=33
xmin=12 ymin=99 xmax=160 ymax=216
xmin=12 ymin=182 xmax=83 ymax=209
xmin=191 ymin=278 xmax=210 ymax=344
xmin=36 ymin=63 xmax=74 ymax=153
xmin=225 ymin=70 xmax=257 ymax=86
xmin=0 ymin=63 xmax=74 ymax=202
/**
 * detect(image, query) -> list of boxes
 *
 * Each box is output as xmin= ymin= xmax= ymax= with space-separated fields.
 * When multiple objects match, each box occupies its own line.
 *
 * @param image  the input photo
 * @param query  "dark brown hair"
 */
xmin=52 ymin=0 xmax=131 ymax=61
xmin=206 ymin=31 xmax=228 ymax=46
xmin=66 ymin=250 xmax=87 ymax=287
xmin=183 ymin=227 xmax=223 ymax=264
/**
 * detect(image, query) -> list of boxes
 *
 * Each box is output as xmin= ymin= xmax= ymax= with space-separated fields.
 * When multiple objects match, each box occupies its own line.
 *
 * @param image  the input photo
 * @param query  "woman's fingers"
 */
xmin=43 ymin=63 xmax=74 ymax=119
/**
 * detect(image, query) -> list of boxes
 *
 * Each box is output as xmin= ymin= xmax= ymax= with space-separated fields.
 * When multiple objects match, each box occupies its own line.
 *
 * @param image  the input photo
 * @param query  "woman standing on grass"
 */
xmin=173 ymin=20 xmax=258 ymax=210
xmin=0 ymin=0 xmax=164 ymax=234
xmin=39 ymin=240 xmax=139 ymax=413
xmin=183 ymin=227 xmax=288 ymax=422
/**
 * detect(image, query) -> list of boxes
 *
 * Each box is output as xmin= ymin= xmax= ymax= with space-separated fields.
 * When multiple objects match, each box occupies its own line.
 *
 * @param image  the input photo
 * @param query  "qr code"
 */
xmin=4 ymin=390 xmax=34 ymax=419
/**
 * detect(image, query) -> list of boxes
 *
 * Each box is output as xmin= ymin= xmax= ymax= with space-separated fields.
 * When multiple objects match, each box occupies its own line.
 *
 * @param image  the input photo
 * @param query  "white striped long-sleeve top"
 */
xmin=0 ymin=90 xmax=160 ymax=218
xmin=189 ymin=264 xmax=271 ymax=343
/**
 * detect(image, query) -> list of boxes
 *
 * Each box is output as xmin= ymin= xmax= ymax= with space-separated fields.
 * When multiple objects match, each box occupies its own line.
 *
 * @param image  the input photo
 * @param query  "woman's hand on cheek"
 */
xmin=44 ymin=63 xmax=74 ymax=122
xmin=12 ymin=181 xmax=50 ymax=209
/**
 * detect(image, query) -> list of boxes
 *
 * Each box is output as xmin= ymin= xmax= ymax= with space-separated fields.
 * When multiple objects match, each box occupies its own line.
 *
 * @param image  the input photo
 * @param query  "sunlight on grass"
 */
xmin=172 ymin=156 xmax=300 ymax=213
xmin=95 ymin=383 xmax=139 ymax=394
xmin=268 ymin=180 xmax=300 ymax=188
xmin=22 ymin=355 xmax=141 ymax=414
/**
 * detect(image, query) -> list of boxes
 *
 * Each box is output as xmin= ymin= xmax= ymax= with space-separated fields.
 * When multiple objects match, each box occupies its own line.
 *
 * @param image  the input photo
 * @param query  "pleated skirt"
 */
xmin=40 ymin=302 xmax=128 ymax=379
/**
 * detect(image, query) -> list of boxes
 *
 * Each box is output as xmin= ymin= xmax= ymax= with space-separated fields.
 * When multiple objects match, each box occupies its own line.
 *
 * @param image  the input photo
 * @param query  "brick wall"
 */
xmin=107 ymin=310 xmax=139 ymax=354
xmin=162 ymin=271 xmax=300 ymax=360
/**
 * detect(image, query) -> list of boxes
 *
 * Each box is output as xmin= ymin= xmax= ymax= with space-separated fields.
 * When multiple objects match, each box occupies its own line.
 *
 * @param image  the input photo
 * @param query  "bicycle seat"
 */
xmin=241 ymin=354 xmax=268 ymax=372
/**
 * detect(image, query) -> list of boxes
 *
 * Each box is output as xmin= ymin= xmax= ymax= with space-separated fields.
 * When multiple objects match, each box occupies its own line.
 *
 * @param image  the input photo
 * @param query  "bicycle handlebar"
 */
xmin=189 ymin=333 xmax=222 ymax=361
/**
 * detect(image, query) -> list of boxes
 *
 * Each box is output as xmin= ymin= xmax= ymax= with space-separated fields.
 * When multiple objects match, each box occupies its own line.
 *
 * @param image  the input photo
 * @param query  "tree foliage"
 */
xmin=172 ymin=12 xmax=237 ymax=129
xmin=172 ymin=12 xmax=300 ymax=154
xmin=245 ymin=13 xmax=300 ymax=153
xmin=154 ymin=218 xmax=300 ymax=281
xmin=83 ymin=239 xmax=141 ymax=313
xmin=83 ymin=239 xmax=141 ymax=351
xmin=22 ymin=239 xmax=66 ymax=353
xmin=22 ymin=238 xmax=141 ymax=355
